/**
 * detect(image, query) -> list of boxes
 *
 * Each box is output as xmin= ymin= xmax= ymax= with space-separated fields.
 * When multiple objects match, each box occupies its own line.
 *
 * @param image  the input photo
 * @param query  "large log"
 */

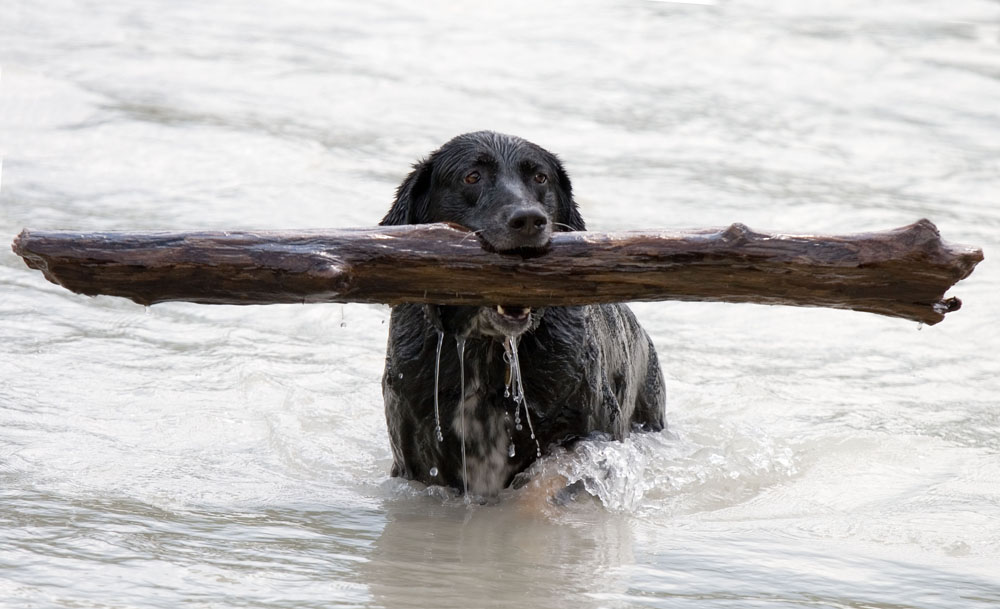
xmin=11 ymin=219 xmax=983 ymax=325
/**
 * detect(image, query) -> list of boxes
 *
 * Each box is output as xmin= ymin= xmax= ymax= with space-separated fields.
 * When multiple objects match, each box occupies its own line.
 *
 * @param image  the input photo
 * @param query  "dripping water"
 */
xmin=456 ymin=335 xmax=469 ymax=497
xmin=502 ymin=346 xmax=521 ymax=431
xmin=502 ymin=343 xmax=517 ymax=457
xmin=506 ymin=335 xmax=542 ymax=458
xmin=433 ymin=330 xmax=444 ymax=442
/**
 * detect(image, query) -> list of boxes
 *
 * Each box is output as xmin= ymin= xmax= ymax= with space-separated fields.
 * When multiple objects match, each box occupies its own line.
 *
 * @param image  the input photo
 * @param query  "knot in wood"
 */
xmin=720 ymin=223 xmax=755 ymax=244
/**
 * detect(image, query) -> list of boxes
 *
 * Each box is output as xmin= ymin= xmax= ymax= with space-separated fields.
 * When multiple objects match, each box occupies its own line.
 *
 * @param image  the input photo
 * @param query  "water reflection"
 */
xmin=366 ymin=496 xmax=634 ymax=609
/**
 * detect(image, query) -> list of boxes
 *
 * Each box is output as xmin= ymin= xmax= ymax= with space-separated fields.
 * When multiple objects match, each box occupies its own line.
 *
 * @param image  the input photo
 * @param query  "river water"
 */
xmin=2 ymin=1 xmax=999 ymax=607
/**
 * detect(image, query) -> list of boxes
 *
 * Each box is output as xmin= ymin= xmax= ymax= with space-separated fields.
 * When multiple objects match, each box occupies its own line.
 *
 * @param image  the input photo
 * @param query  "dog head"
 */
xmin=381 ymin=132 xmax=585 ymax=337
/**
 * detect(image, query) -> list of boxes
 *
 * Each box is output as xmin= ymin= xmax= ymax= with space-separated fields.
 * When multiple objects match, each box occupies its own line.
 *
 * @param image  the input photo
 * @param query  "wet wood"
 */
xmin=11 ymin=219 xmax=983 ymax=325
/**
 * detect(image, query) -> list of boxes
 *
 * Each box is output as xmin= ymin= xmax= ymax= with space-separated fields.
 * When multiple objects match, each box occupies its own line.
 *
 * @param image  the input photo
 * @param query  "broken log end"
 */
xmin=11 ymin=229 xmax=36 ymax=267
xmin=935 ymin=296 xmax=962 ymax=317
xmin=899 ymin=219 xmax=984 ymax=277
xmin=914 ymin=296 xmax=962 ymax=327
xmin=950 ymin=243 xmax=986 ymax=282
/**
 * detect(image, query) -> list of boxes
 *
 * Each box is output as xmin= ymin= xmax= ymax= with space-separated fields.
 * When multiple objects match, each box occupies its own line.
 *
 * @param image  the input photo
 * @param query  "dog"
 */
xmin=380 ymin=131 xmax=666 ymax=498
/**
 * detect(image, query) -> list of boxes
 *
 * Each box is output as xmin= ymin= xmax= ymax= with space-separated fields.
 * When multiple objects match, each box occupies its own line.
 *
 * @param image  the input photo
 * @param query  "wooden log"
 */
xmin=11 ymin=219 xmax=983 ymax=325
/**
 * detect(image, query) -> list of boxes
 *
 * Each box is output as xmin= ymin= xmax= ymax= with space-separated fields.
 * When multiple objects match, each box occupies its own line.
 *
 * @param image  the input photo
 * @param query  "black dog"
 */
xmin=380 ymin=132 xmax=666 ymax=497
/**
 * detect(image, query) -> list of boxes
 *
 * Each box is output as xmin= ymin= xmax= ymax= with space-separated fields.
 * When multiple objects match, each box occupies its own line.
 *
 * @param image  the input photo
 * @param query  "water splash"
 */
xmin=433 ymin=330 xmax=444 ymax=442
xmin=456 ymin=335 xmax=468 ymax=497
xmin=523 ymin=422 xmax=799 ymax=515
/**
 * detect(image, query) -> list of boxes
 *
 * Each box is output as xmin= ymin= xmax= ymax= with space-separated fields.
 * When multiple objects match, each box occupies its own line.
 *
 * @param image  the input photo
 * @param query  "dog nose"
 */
xmin=507 ymin=207 xmax=548 ymax=236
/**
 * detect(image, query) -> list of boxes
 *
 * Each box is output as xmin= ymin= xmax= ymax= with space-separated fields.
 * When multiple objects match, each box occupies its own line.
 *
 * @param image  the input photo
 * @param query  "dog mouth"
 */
xmin=496 ymin=304 xmax=530 ymax=321
xmin=481 ymin=304 xmax=533 ymax=335
xmin=476 ymin=235 xmax=552 ymax=259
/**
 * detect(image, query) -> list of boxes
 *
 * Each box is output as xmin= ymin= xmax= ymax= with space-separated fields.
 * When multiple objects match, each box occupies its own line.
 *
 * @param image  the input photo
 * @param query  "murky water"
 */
xmin=2 ymin=0 xmax=999 ymax=607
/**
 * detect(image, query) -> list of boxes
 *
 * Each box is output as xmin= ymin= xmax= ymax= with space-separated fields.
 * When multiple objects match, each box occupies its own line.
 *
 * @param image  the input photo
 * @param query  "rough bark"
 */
xmin=11 ymin=219 xmax=983 ymax=325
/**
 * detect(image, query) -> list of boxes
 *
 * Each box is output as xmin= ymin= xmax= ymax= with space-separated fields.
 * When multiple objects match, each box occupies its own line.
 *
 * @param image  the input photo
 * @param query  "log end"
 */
xmin=913 ymin=297 xmax=961 ymax=326
xmin=12 ymin=229 xmax=52 ymax=275
xmin=891 ymin=221 xmax=984 ymax=322
xmin=11 ymin=229 xmax=33 ymax=263
xmin=900 ymin=218 xmax=984 ymax=275
xmin=934 ymin=297 xmax=963 ymax=316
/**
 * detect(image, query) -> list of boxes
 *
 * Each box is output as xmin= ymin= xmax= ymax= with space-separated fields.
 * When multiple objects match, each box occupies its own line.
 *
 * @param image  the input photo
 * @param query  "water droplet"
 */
xmin=516 ymin=424 xmax=523 ymax=431
xmin=508 ymin=444 xmax=516 ymax=458
xmin=398 ymin=372 xmax=404 ymax=379
xmin=429 ymin=467 xmax=438 ymax=477
xmin=504 ymin=388 xmax=510 ymax=398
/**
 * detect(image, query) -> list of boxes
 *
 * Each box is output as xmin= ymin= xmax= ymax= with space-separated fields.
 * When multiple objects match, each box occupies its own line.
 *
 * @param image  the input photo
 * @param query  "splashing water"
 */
xmin=433 ymin=330 xmax=445 ymax=443
xmin=522 ymin=422 xmax=800 ymax=515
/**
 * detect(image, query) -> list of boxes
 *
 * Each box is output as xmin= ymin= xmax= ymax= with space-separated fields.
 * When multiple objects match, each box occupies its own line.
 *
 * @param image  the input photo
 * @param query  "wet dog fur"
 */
xmin=380 ymin=132 xmax=666 ymax=498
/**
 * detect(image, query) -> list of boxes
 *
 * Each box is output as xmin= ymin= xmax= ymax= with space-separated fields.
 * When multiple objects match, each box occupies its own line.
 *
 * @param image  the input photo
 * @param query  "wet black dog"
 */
xmin=380 ymin=132 xmax=666 ymax=497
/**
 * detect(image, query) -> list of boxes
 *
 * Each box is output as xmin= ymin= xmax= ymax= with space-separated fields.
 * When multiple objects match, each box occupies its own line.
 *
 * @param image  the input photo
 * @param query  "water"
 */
xmin=506 ymin=335 xmax=541 ymax=457
xmin=456 ymin=335 xmax=468 ymax=498
xmin=433 ymin=330 xmax=444 ymax=443
xmin=2 ymin=0 xmax=999 ymax=607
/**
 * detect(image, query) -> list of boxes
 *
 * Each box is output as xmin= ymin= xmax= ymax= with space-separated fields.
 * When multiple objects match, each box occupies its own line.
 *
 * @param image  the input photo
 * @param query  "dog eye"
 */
xmin=533 ymin=173 xmax=548 ymax=184
xmin=464 ymin=171 xmax=481 ymax=185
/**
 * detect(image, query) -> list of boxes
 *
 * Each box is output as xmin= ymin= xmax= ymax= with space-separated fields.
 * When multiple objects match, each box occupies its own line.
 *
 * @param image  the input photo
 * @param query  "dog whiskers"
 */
xmin=458 ymin=229 xmax=485 ymax=245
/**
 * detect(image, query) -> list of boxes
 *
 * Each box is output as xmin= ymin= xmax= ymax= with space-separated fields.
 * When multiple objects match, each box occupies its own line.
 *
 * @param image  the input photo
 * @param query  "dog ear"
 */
xmin=553 ymin=161 xmax=586 ymax=231
xmin=380 ymin=159 xmax=433 ymax=226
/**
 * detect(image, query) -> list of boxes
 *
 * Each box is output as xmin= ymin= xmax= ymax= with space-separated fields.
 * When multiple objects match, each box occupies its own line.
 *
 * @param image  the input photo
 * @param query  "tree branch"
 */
xmin=11 ymin=219 xmax=983 ymax=325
